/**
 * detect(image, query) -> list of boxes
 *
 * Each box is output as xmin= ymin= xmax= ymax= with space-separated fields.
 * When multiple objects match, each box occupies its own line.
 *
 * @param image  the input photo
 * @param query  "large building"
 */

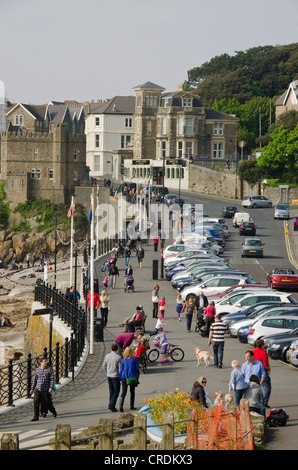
xmin=0 ymin=100 xmax=86 ymax=206
xmin=275 ymin=80 xmax=298 ymax=118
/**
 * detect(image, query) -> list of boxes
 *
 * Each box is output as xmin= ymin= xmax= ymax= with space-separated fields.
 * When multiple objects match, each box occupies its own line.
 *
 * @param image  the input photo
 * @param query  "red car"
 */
xmin=267 ymin=268 xmax=298 ymax=290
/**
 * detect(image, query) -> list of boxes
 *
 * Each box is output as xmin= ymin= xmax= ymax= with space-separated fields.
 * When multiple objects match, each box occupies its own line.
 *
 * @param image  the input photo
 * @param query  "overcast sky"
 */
xmin=1 ymin=0 xmax=297 ymax=104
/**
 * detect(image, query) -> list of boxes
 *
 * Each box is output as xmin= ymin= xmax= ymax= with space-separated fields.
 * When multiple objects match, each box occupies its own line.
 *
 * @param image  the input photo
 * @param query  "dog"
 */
xmin=195 ymin=347 xmax=213 ymax=367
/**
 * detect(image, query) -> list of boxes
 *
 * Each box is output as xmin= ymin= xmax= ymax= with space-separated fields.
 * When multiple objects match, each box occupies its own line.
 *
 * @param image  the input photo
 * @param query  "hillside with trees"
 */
xmin=185 ymin=43 xmax=298 ymax=184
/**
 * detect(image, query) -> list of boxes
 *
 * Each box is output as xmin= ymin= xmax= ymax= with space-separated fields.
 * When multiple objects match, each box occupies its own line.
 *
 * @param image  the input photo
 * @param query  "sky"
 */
xmin=1 ymin=0 xmax=298 ymax=104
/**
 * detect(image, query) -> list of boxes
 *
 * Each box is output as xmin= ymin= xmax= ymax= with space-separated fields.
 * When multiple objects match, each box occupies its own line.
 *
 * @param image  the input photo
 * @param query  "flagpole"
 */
xmin=70 ymin=195 xmax=74 ymax=286
xmin=96 ymin=184 xmax=99 ymax=258
xmin=90 ymin=192 xmax=95 ymax=355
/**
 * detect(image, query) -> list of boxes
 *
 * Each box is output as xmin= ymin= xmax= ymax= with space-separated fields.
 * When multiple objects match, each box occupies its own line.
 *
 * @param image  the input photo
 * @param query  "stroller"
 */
xmin=195 ymin=309 xmax=207 ymax=336
xmin=124 ymin=274 xmax=135 ymax=293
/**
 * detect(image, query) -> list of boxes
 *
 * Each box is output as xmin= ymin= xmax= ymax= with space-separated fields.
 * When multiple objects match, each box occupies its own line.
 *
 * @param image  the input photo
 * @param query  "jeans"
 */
xmin=107 ymin=377 xmax=120 ymax=409
xmin=101 ymin=307 xmax=108 ymax=327
xmin=212 ymin=341 xmax=225 ymax=367
xmin=125 ymin=257 xmax=130 ymax=266
xmin=262 ymin=375 xmax=271 ymax=406
xmin=152 ymin=302 xmax=158 ymax=318
xmin=235 ymin=388 xmax=246 ymax=406
xmin=185 ymin=313 xmax=193 ymax=331
xmin=120 ymin=380 xmax=136 ymax=408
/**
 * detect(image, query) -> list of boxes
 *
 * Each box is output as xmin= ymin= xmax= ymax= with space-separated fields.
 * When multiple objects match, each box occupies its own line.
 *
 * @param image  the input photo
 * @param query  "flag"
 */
xmin=115 ymin=184 xmax=122 ymax=201
xmin=68 ymin=198 xmax=75 ymax=218
xmin=88 ymin=194 xmax=93 ymax=224
xmin=131 ymin=168 xmax=137 ymax=179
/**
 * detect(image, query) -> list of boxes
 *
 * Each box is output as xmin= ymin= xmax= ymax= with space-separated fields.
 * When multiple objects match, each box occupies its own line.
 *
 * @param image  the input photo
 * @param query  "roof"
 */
xmin=88 ymin=96 xmax=136 ymax=115
xmin=275 ymin=80 xmax=298 ymax=106
xmin=132 ymin=81 xmax=165 ymax=91
xmin=205 ymin=109 xmax=238 ymax=121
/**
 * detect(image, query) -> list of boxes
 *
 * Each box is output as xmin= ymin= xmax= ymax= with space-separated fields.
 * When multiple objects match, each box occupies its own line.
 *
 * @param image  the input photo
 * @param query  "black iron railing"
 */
xmin=0 ymin=280 xmax=87 ymax=407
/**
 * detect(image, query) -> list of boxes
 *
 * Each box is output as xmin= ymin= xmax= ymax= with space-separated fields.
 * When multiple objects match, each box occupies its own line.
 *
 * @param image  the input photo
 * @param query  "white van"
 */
xmin=233 ymin=212 xmax=251 ymax=228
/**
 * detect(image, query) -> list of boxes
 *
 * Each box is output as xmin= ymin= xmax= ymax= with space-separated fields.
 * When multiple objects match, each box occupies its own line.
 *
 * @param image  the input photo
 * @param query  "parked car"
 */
xmin=247 ymin=316 xmax=298 ymax=346
xmin=289 ymin=339 xmax=298 ymax=367
xmin=222 ymin=206 xmax=238 ymax=218
xmin=169 ymin=198 xmax=185 ymax=208
xmin=164 ymin=248 xmax=211 ymax=267
xmin=174 ymin=270 xmax=254 ymax=292
xmin=239 ymin=222 xmax=256 ymax=236
xmin=229 ymin=306 xmax=298 ymax=338
xmin=216 ymin=291 xmax=296 ymax=316
xmin=237 ymin=325 xmax=251 ymax=343
xmin=164 ymin=193 xmax=178 ymax=206
xmin=165 ymin=258 xmax=227 ymax=280
xmin=242 ymin=195 xmax=272 ymax=208
xmin=222 ymin=301 xmax=290 ymax=329
xmin=208 ymin=284 xmax=270 ymax=302
xmin=274 ymin=202 xmax=289 ymax=220
xmin=233 ymin=212 xmax=251 ymax=227
xmin=241 ymin=238 xmax=264 ymax=258
xmin=180 ymin=275 xmax=248 ymax=301
xmin=267 ymin=268 xmax=298 ymax=290
xmin=264 ymin=327 xmax=298 ymax=362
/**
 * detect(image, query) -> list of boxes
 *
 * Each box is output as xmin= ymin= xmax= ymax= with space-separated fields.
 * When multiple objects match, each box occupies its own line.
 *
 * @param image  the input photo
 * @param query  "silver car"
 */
xmin=274 ymin=202 xmax=289 ymax=220
xmin=289 ymin=339 xmax=298 ymax=367
xmin=242 ymin=195 xmax=272 ymax=208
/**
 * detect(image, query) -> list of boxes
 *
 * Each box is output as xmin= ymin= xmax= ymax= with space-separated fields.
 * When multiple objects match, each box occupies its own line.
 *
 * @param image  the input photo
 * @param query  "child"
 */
xmin=214 ymin=390 xmax=223 ymax=406
xmin=228 ymin=360 xmax=247 ymax=406
xmin=158 ymin=296 xmax=166 ymax=319
xmin=154 ymin=327 xmax=169 ymax=363
xmin=225 ymin=393 xmax=234 ymax=409
xmin=150 ymin=314 xmax=167 ymax=336
xmin=176 ymin=294 xmax=183 ymax=321
xmin=103 ymin=276 xmax=109 ymax=289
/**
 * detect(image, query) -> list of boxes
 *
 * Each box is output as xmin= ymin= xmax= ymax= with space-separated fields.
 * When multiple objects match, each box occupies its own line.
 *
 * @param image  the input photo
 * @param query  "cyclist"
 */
xmin=154 ymin=327 xmax=169 ymax=363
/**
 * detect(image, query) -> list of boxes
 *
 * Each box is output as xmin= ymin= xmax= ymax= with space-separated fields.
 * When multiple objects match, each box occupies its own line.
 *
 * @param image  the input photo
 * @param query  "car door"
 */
xmin=285 ymin=319 xmax=298 ymax=329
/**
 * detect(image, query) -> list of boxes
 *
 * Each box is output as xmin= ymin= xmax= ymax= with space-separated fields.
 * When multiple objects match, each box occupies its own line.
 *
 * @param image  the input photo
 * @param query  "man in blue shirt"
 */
xmin=241 ymin=350 xmax=266 ymax=386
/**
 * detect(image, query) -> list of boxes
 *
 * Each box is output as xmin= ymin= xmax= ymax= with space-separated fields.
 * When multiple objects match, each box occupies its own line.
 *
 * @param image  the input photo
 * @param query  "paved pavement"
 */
xmin=0 ymin=199 xmax=298 ymax=450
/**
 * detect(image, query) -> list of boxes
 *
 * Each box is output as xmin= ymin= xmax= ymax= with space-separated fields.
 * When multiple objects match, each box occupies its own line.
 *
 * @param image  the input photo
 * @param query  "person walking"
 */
xmin=228 ymin=360 xmax=247 ymax=406
xmin=176 ymin=293 xmax=183 ymax=321
xmin=119 ymin=346 xmax=140 ymax=412
xmin=30 ymin=357 xmax=57 ymax=421
xmin=103 ymin=343 xmax=122 ymax=412
xmin=152 ymin=284 xmax=160 ymax=318
xmin=153 ymin=235 xmax=159 ymax=252
xmin=190 ymin=376 xmax=210 ymax=408
xmin=204 ymin=301 xmax=216 ymax=337
xmin=86 ymin=288 xmax=100 ymax=317
xmin=158 ymin=296 xmax=166 ymax=320
xmin=252 ymin=339 xmax=271 ymax=408
xmin=208 ymin=314 xmax=227 ymax=368
xmin=100 ymin=290 xmax=111 ymax=327
xmin=109 ymin=263 xmax=119 ymax=289
xmin=124 ymin=246 xmax=131 ymax=267
xmin=194 ymin=291 xmax=208 ymax=315
xmin=136 ymin=244 xmax=145 ymax=268
xmin=181 ymin=296 xmax=196 ymax=332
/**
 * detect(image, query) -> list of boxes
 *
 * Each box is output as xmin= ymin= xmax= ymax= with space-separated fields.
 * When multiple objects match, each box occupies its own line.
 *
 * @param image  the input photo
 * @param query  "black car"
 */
xmin=265 ymin=327 xmax=298 ymax=362
xmin=222 ymin=206 xmax=238 ymax=218
xmin=239 ymin=222 xmax=256 ymax=236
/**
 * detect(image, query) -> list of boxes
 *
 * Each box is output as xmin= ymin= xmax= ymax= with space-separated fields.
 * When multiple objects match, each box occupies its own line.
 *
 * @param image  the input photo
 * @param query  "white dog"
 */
xmin=195 ymin=347 xmax=213 ymax=367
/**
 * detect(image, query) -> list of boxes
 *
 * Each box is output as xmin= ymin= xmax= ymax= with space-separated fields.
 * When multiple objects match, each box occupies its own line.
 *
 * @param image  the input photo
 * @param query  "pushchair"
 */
xmin=124 ymin=274 xmax=135 ymax=293
xmin=195 ymin=310 xmax=207 ymax=336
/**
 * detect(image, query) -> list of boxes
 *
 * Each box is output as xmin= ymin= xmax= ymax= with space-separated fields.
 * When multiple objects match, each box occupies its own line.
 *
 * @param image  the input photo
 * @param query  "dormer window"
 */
xmin=182 ymin=98 xmax=192 ymax=107
xmin=14 ymin=114 xmax=24 ymax=126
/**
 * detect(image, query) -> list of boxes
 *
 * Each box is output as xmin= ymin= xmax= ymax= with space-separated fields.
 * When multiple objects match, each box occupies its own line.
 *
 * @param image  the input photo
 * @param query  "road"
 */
xmin=0 ymin=191 xmax=297 ymax=451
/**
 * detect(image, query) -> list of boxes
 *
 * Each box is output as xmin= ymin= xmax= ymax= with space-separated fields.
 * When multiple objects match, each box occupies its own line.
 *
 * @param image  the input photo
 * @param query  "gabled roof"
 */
xmin=275 ymin=80 xmax=298 ymax=106
xmin=132 ymin=81 xmax=165 ymax=91
xmin=88 ymin=96 xmax=136 ymax=115
xmin=6 ymin=103 xmax=45 ymax=120
xmin=205 ymin=109 xmax=238 ymax=121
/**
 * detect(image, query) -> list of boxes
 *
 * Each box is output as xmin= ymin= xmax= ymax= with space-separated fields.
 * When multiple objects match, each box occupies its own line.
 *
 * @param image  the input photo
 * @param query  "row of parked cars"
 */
xmin=162 ymin=200 xmax=298 ymax=368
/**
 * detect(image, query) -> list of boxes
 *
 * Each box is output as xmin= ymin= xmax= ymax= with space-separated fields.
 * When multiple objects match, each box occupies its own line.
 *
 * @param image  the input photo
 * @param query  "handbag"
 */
xmin=123 ymin=359 xmax=138 ymax=386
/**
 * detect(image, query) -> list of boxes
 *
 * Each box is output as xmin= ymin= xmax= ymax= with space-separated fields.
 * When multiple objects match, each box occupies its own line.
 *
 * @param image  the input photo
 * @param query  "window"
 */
xmin=31 ymin=168 xmax=35 ymax=179
xmin=94 ymin=155 xmax=100 ymax=172
xmin=262 ymin=319 xmax=284 ymax=328
xmin=178 ymin=117 xmax=183 ymax=135
xmin=185 ymin=142 xmax=192 ymax=157
xmin=214 ymin=122 xmax=223 ymax=135
xmin=240 ymin=296 xmax=258 ymax=306
xmin=14 ymin=114 xmax=24 ymax=126
xmin=162 ymin=117 xmax=167 ymax=134
xmin=74 ymin=150 xmax=78 ymax=161
xmin=161 ymin=141 xmax=166 ymax=158
xmin=36 ymin=169 xmax=41 ymax=179
xmin=95 ymin=117 xmax=100 ymax=126
xmin=213 ymin=142 xmax=224 ymax=158
xmin=121 ymin=135 xmax=131 ymax=149
xmin=185 ymin=118 xmax=193 ymax=135
xmin=125 ymin=118 xmax=132 ymax=128
xmin=220 ymin=278 xmax=239 ymax=286
xmin=95 ymin=134 xmax=100 ymax=148
xmin=178 ymin=141 xmax=183 ymax=157
xmin=145 ymin=95 xmax=158 ymax=107
xmin=48 ymin=169 xmax=54 ymax=179
xmin=182 ymin=98 xmax=192 ymax=107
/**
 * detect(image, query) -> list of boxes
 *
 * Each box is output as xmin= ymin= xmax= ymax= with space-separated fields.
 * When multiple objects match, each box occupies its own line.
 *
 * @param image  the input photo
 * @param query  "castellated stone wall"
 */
xmin=0 ymin=123 xmax=86 ymax=207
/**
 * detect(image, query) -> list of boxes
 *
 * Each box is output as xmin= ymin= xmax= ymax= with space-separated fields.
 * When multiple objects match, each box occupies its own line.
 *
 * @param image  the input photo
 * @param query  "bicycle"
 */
xmin=147 ymin=342 xmax=184 ymax=363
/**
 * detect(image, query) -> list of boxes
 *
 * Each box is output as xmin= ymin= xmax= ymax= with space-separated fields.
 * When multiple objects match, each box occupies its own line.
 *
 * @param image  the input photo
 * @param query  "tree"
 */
xmin=237 ymin=160 xmax=266 ymax=185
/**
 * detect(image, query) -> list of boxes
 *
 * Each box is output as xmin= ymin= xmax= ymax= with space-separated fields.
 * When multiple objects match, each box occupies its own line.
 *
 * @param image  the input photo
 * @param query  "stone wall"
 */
xmin=188 ymin=164 xmax=237 ymax=199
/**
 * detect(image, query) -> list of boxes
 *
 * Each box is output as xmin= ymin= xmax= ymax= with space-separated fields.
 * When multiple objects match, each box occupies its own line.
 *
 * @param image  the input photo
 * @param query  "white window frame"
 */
xmin=48 ymin=169 xmax=54 ymax=179
xmin=213 ymin=142 xmax=224 ymax=158
xmin=94 ymin=155 xmax=100 ymax=172
xmin=162 ymin=117 xmax=167 ymax=135
xmin=178 ymin=117 xmax=183 ymax=135
xmin=125 ymin=118 xmax=132 ymax=128
xmin=214 ymin=122 xmax=223 ymax=135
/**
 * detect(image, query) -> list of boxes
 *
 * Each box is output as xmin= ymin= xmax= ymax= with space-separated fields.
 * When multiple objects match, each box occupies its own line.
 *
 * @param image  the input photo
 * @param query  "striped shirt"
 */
xmin=209 ymin=321 xmax=227 ymax=342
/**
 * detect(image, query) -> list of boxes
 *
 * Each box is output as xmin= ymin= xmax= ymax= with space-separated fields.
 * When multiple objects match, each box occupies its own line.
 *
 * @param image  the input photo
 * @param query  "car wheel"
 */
xmin=252 ymin=203 xmax=257 ymax=208
xmin=186 ymin=293 xmax=196 ymax=300
xmin=267 ymin=203 xmax=272 ymax=208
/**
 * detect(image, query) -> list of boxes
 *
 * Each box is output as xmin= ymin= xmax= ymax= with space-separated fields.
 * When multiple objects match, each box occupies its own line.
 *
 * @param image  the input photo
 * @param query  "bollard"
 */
xmin=152 ymin=259 xmax=158 ymax=280
xmin=94 ymin=317 xmax=104 ymax=342
xmin=1 ymin=433 xmax=19 ymax=450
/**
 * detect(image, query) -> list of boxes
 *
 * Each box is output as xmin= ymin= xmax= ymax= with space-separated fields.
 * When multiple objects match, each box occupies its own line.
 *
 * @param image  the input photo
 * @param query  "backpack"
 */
xmin=266 ymin=408 xmax=289 ymax=427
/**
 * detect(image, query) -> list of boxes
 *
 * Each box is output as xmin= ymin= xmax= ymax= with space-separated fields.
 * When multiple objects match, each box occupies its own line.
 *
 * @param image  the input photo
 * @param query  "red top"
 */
xmin=87 ymin=292 xmax=100 ymax=309
xmin=252 ymin=347 xmax=270 ymax=372
xmin=204 ymin=305 xmax=216 ymax=317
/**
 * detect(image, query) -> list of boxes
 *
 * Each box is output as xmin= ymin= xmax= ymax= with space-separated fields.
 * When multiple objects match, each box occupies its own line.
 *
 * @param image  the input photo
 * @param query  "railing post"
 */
xmin=98 ymin=418 xmax=113 ymax=450
xmin=162 ymin=412 xmax=174 ymax=450
xmin=133 ymin=413 xmax=147 ymax=450
xmin=7 ymin=360 xmax=14 ymax=407
xmin=55 ymin=342 xmax=60 ymax=384
xmin=55 ymin=424 xmax=71 ymax=450
xmin=26 ymin=353 xmax=32 ymax=399
xmin=64 ymin=337 xmax=69 ymax=378
xmin=1 ymin=433 xmax=19 ymax=450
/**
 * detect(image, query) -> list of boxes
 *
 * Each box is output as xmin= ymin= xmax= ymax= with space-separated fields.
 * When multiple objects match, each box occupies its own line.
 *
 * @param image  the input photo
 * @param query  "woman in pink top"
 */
xmin=158 ymin=297 xmax=166 ymax=319
xmin=204 ymin=301 xmax=216 ymax=337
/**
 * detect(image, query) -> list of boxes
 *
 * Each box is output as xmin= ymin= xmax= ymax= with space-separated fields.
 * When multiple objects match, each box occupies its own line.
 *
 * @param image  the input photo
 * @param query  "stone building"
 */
xmin=275 ymin=80 xmax=298 ymax=118
xmin=0 ymin=100 xmax=86 ymax=206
